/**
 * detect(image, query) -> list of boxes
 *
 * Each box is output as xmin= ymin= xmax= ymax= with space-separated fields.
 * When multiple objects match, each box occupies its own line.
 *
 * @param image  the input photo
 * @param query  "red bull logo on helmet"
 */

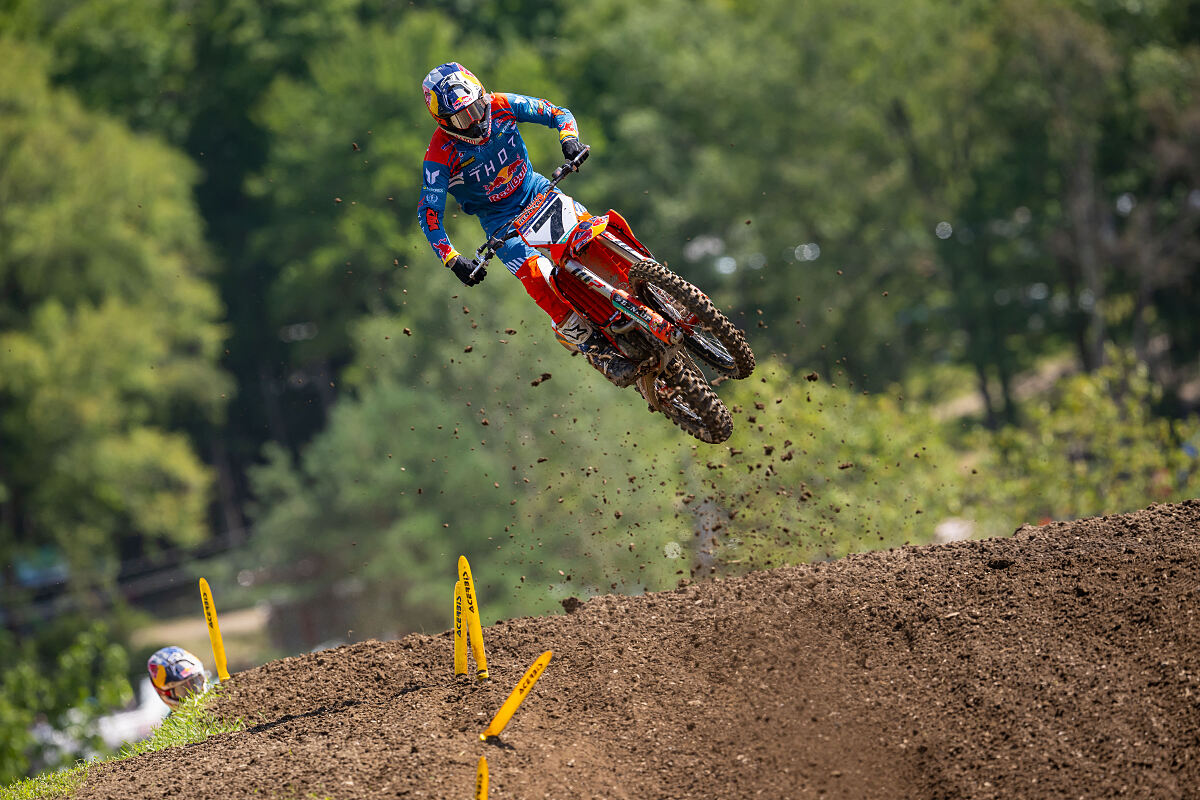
xmin=484 ymin=160 xmax=527 ymax=202
xmin=448 ymin=88 xmax=476 ymax=110
xmin=423 ymin=63 xmax=484 ymax=120
xmin=150 ymin=663 xmax=167 ymax=689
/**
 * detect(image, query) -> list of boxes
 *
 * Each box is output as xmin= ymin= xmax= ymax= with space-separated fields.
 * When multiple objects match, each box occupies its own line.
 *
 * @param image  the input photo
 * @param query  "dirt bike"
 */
xmin=468 ymin=147 xmax=755 ymax=444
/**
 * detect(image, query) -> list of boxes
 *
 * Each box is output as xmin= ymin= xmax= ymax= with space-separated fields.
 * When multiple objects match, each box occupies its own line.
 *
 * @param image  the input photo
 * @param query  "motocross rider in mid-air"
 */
xmin=417 ymin=62 xmax=641 ymax=386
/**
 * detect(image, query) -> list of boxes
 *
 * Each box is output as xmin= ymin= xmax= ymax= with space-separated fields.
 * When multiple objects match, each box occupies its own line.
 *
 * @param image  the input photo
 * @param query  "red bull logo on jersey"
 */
xmin=484 ymin=160 xmax=527 ymax=202
xmin=434 ymin=239 xmax=455 ymax=263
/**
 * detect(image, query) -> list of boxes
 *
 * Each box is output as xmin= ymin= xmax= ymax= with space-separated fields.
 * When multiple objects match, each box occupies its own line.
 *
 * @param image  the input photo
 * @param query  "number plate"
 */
xmin=518 ymin=192 xmax=580 ymax=246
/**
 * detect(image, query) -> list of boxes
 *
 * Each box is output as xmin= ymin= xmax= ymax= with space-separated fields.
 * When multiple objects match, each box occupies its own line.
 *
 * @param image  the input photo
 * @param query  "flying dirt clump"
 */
xmin=74 ymin=501 xmax=1200 ymax=800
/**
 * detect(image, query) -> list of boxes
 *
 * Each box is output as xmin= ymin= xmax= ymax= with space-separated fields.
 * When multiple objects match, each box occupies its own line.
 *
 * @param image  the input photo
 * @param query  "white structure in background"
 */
xmin=933 ymin=517 xmax=975 ymax=544
xmin=30 ymin=678 xmax=171 ymax=764
xmin=96 ymin=678 xmax=170 ymax=749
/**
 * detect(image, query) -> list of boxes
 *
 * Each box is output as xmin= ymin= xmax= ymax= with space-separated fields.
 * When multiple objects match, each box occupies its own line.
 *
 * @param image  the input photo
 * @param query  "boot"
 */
xmin=579 ymin=332 xmax=640 ymax=387
xmin=553 ymin=311 xmax=640 ymax=388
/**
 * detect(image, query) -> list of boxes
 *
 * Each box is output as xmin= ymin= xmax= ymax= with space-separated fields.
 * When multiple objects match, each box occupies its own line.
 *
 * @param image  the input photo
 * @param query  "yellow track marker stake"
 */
xmin=474 ymin=755 xmax=488 ymax=799
xmin=454 ymin=579 xmax=468 ymax=677
xmin=457 ymin=556 xmax=489 ymax=680
xmin=198 ymin=578 xmax=231 ymax=681
xmin=480 ymin=650 xmax=553 ymax=741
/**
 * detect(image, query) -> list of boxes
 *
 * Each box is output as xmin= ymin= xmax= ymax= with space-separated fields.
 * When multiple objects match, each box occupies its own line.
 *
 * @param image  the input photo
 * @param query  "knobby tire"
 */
xmin=645 ymin=356 xmax=734 ymax=444
xmin=628 ymin=260 xmax=755 ymax=380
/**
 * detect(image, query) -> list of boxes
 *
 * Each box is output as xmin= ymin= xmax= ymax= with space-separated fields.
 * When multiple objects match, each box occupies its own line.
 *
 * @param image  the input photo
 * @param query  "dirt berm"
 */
xmin=77 ymin=501 xmax=1199 ymax=799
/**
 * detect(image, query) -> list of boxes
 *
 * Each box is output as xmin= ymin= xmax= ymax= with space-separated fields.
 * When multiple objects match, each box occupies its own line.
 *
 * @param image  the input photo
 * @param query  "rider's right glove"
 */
xmin=448 ymin=255 xmax=485 ymax=287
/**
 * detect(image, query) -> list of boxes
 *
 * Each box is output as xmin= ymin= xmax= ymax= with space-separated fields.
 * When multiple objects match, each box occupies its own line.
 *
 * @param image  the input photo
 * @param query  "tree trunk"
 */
xmin=974 ymin=361 xmax=997 ymax=429
xmin=211 ymin=439 xmax=246 ymax=544
xmin=1065 ymin=147 xmax=1107 ymax=370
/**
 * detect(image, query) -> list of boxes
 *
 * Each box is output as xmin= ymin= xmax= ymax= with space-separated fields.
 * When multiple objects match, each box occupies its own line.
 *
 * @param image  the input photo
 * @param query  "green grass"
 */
xmin=0 ymin=688 xmax=243 ymax=800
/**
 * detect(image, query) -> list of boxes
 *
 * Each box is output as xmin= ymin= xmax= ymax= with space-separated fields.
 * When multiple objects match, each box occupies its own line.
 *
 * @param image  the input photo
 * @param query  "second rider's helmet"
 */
xmin=422 ymin=62 xmax=491 ymax=145
xmin=147 ymin=646 xmax=209 ymax=709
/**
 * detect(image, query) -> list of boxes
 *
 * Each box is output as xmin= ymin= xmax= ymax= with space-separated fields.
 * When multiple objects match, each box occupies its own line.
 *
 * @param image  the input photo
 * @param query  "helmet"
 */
xmin=422 ymin=62 xmax=491 ymax=144
xmin=147 ymin=646 xmax=209 ymax=709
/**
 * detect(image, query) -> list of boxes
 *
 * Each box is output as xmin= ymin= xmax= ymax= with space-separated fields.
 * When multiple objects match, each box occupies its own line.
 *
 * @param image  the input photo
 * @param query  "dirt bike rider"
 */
xmin=417 ymin=62 xmax=641 ymax=387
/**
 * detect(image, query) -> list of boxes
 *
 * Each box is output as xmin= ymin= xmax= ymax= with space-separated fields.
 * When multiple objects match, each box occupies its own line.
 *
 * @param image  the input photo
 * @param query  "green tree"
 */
xmin=0 ymin=0 xmax=198 ymax=140
xmin=0 ymin=40 xmax=227 ymax=777
xmin=549 ymin=0 xmax=1014 ymax=398
xmin=985 ymin=348 xmax=1200 ymax=521
xmin=552 ymin=0 xmax=1200 ymax=417
xmin=2 ymin=0 xmax=370 ymax=515
xmin=703 ymin=353 xmax=1200 ymax=574
xmin=0 ymin=40 xmax=228 ymax=585
xmin=0 ymin=624 xmax=131 ymax=782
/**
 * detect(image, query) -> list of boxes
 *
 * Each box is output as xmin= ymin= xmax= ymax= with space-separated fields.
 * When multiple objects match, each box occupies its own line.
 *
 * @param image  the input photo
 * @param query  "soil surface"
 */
xmin=76 ymin=501 xmax=1200 ymax=799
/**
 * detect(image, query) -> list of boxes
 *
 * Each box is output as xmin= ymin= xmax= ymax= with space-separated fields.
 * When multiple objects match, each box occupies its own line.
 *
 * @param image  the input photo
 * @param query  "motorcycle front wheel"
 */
xmin=628 ymin=259 xmax=755 ymax=380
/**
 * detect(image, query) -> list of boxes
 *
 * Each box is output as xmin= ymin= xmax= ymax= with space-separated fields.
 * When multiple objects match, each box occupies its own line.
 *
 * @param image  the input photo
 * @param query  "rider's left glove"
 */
xmin=561 ymin=138 xmax=589 ymax=163
xmin=448 ymin=255 xmax=485 ymax=287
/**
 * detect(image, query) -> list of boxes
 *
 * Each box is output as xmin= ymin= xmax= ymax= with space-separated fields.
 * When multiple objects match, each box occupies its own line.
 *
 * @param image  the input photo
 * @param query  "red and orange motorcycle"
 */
xmin=468 ymin=147 xmax=755 ymax=444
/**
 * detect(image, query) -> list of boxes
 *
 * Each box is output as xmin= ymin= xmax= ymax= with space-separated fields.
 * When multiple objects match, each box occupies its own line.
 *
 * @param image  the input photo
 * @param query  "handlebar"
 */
xmin=469 ymin=145 xmax=590 ymax=278
xmin=549 ymin=145 xmax=590 ymax=184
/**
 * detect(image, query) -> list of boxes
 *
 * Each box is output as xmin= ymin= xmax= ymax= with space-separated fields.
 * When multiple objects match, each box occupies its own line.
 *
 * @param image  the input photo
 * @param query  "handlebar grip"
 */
xmin=550 ymin=147 xmax=591 ymax=183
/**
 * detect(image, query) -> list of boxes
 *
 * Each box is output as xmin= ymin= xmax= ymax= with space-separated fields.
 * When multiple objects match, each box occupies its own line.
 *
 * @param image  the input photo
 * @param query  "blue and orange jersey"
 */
xmin=417 ymin=92 xmax=579 ymax=265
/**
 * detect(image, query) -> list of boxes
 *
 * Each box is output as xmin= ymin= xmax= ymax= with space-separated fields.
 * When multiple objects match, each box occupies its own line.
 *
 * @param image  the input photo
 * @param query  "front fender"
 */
xmin=565 ymin=214 xmax=610 ymax=260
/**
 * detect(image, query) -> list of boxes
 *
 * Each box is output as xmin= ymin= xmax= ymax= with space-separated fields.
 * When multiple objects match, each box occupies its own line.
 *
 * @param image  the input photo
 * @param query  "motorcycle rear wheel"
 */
xmin=639 ymin=356 xmax=733 ymax=444
xmin=629 ymin=259 xmax=755 ymax=380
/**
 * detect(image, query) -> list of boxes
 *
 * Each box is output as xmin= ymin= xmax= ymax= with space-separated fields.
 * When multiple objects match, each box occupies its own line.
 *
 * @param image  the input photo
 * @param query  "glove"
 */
xmin=561 ymin=137 xmax=589 ymax=163
xmin=448 ymin=255 xmax=485 ymax=286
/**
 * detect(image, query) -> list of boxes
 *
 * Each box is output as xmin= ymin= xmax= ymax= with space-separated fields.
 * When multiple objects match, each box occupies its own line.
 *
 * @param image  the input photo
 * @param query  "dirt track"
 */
xmin=76 ymin=501 xmax=1199 ymax=799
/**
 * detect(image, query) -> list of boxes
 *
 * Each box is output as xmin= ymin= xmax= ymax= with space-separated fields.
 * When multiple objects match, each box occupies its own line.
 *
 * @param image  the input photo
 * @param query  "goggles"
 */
xmin=153 ymin=671 xmax=208 ymax=708
xmin=446 ymin=95 xmax=487 ymax=130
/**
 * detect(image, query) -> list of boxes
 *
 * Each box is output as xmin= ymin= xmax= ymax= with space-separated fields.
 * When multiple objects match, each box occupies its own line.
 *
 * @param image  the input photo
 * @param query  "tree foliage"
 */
xmin=985 ymin=348 xmax=1200 ymax=520
xmin=0 ymin=622 xmax=131 ymax=782
xmin=0 ymin=40 xmax=227 ymax=779
xmin=0 ymin=40 xmax=228 ymax=588
xmin=550 ymin=0 xmax=1200 ymax=414
xmin=706 ymin=354 xmax=1200 ymax=572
